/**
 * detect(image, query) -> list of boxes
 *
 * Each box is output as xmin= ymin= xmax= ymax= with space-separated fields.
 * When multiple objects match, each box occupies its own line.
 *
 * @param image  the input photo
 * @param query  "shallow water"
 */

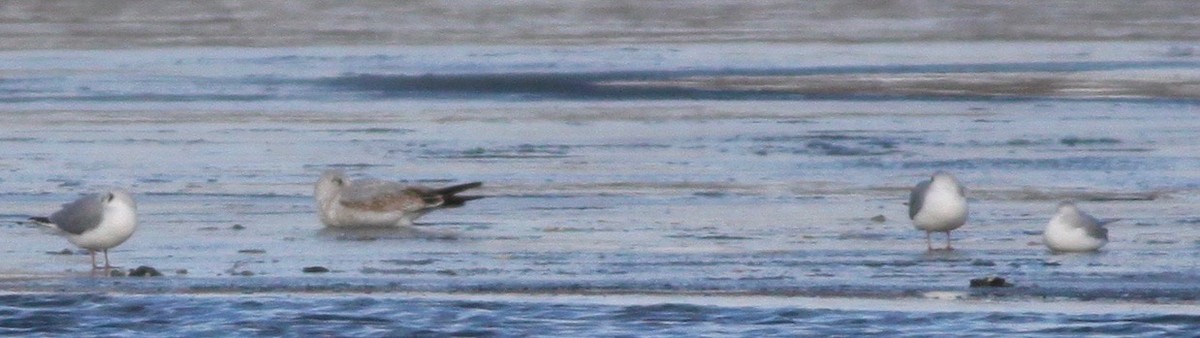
xmin=4 ymin=3 xmax=1200 ymax=336
xmin=2 ymin=293 xmax=1200 ymax=337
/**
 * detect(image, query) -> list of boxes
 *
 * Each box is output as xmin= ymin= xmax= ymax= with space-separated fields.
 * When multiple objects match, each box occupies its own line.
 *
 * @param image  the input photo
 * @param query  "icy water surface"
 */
xmin=2 ymin=40 xmax=1200 ymax=335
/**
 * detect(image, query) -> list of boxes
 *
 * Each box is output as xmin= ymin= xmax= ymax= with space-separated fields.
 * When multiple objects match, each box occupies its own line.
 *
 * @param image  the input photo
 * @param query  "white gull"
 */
xmin=908 ymin=171 xmax=968 ymax=251
xmin=1043 ymin=201 xmax=1111 ymax=252
xmin=31 ymin=190 xmax=138 ymax=269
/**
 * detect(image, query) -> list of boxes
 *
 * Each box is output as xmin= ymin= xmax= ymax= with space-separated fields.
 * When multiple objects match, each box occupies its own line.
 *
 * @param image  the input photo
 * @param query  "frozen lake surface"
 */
xmin=3 ymin=2 xmax=1200 ymax=336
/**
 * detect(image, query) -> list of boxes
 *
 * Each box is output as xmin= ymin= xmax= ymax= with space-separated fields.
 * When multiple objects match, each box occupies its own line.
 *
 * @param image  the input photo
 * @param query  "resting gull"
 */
xmin=315 ymin=170 xmax=483 ymax=227
xmin=1043 ymin=201 xmax=1111 ymax=252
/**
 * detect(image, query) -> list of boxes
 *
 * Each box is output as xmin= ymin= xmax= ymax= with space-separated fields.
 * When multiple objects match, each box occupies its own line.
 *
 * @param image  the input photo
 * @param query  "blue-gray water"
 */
xmin=3 ymin=9 xmax=1200 ymax=336
xmin=2 ymin=293 xmax=1200 ymax=337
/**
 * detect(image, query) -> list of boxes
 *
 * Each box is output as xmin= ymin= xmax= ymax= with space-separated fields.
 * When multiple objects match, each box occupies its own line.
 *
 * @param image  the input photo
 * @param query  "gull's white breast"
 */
xmin=1043 ymin=215 xmax=1106 ymax=252
xmin=67 ymin=201 xmax=137 ymax=251
xmin=913 ymin=184 xmax=968 ymax=232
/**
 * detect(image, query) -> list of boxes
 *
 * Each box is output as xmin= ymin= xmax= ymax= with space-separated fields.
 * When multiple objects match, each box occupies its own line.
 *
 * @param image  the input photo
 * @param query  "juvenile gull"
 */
xmin=314 ymin=170 xmax=483 ymax=227
xmin=30 ymin=190 xmax=138 ymax=269
xmin=1043 ymin=201 xmax=1111 ymax=252
xmin=908 ymin=171 xmax=968 ymax=251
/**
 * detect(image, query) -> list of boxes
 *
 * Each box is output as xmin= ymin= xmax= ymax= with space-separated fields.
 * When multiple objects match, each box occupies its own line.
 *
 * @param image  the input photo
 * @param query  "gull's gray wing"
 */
xmin=48 ymin=193 xmax=105 ymax=235
xmin=908 ymin=179 xmax=931 ymax=219
xmin=339 ymin=179 xmax=441 ymax=212
xmin=1078 ymin=212 xmax=1109 ymax=240
xmin=1085 ymin=224 xmax=1109 ymax=240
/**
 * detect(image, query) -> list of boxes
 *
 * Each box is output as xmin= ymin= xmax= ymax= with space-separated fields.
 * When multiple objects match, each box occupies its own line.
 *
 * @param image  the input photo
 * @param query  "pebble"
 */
xmin=969 ymin=276 xmax=1012 ymax=288
xmin=47 ymin=249 xmax=75 ymax=255
xmin=129 ymin=266 xmax=164 ymax=277
xmin=971 ymin=259 xmax=996 ymax=267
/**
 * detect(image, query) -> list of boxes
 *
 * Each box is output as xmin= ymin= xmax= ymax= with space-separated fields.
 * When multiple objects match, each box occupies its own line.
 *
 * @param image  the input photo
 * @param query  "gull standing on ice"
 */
xmin=1043 ymin=201 xmax=1110 ymax=252
xmin=908 ymin=171 xmax=968 ymax=251
xmin=315 ymin=170 xmax=484 ymax=227
xmin=30 ymin=190 xmax=138 ymax=269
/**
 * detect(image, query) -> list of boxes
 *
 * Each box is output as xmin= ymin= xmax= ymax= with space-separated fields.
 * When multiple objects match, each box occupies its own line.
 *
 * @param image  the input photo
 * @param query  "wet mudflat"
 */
xmin=2 ymin=2 xmax=1200 ymax=335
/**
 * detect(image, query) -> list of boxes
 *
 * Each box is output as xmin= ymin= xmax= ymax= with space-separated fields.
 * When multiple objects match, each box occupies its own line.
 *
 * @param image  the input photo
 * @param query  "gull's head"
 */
xmin=931 ymin=171 xmax=957 ymax=183
xmin=1057 ymin=201 xmax=1078 ymax=213
xmin=103 ymin=189 xmax=136 ymax=211
xmin=929 ymin=171 xmax=965 ymax=196
xmin=315 ymin=170 xmax=348 ymax=201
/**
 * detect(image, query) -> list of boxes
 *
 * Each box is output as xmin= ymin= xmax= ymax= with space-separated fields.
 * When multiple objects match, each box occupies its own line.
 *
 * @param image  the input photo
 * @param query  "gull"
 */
xmin=908 ymin=171 xmax=968 ymax=251
xmin=30 ymin=190 xmax=138 ymax=269
xmin=1043 ymin=201 xmax=1111 ymax=252
xmin=314 ymin=170 xmax=483 ymax=227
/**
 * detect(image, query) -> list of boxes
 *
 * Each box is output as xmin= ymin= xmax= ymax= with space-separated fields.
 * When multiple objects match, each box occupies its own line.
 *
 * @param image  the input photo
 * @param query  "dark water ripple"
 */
xmin=0 ymin=293 xmax=1195 ymax=336
xmin=314 ymin=60 xmax=1200 ymax=101
xmin=4 ymin=48 xmax=1200 ymax=105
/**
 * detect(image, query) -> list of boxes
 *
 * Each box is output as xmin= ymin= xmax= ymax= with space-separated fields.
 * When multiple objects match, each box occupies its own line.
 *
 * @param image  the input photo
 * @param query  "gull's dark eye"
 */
xmin=106 ymin=193 xmax=115 ymax=203
xmin=332 ymin=178 xmax=344 ymax=186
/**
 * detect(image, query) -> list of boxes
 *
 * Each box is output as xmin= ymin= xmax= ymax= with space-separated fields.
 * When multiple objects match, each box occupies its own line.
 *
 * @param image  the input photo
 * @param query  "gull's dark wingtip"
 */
xmin=431 ymin=182 xmax=484 ymax=208
xmin=435 ymin=182 xmax=482 ymax=195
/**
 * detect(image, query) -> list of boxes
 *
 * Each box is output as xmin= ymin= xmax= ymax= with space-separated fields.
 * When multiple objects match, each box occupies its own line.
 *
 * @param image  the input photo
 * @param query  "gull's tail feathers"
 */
xmin=434 ymin=182 xmax=484 ymax=208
